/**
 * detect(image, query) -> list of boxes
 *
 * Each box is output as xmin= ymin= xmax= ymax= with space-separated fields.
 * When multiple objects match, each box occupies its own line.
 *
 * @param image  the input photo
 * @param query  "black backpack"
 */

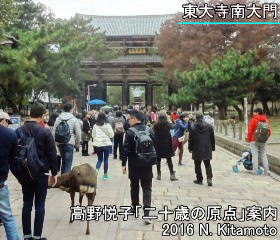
xmin=55 ymin=119 xmax=71 ymax=144
xmin=11 ymin=125 xmax=45 ymax=183
xmin=130 ymin=126 xmax=156 ymax=167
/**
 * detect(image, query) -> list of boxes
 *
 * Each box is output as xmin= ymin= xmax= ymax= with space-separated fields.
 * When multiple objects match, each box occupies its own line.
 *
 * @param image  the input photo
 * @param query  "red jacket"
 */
xmin=171 ymin=112 xmax=179 ymax=121
xmin=247 ymin=114 xmax=271 ymax=142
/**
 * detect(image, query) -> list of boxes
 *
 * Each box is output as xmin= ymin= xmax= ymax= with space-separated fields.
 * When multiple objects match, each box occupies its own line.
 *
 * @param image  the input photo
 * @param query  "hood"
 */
xmin=253 ymin=114 xmax=268 ymax=122
xmin=194 ymin=121 xmax=208 ymax=133
xmin=59 ymin=112 xmax=74 ymax=121
xmin=96 ymin=123 xmax=109 ymax=129
xmin=115 ymin=117 xmax=123 ymax=121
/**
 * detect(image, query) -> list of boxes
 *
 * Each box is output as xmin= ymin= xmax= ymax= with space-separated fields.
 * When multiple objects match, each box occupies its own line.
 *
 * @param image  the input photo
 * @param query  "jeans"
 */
xmin=157 ymin=158 xmax=174 ymax=174
xmin=250 ymin=142 xmax=269 ymax=173
xmin=172 ymin=137 xmax=184 ymax=163
xmin=113 ymin=133 xmax=124 ymax=158
xmin=21 ymin=175 xmax=48 ymax=239
xmin=130 ymin=178 xmax=152 ymax=217
xmin=96 ymin=146 xmax=111 ymax=174
xmin=194 ymin=159 xmax=213 ymax=182
xmin=0 ymin=185 xmax=20 ymax=240
xmin=58 ymin=144 xmax=74 ymax=174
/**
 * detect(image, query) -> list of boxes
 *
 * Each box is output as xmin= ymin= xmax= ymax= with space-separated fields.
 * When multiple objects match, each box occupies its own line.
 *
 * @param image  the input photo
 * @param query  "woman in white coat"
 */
xmin=92 ymin=112 xmax=114 ymax=179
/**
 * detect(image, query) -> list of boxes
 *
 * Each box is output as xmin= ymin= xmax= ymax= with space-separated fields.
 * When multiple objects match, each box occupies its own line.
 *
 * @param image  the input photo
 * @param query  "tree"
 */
xmin=0 ymin=0 xmax=15 ymax=30
xmin=170 ymin=49 xmax=274 ymax=119
xmin=157 ymin=0 xmax=280 ymax=88
xmin=33 ymin=16 xmax=117 ymax=109
xmin=0 ymin=30 xmax=41 ymax=112
xmin=0 ymin=0 xmax=117 ymax=112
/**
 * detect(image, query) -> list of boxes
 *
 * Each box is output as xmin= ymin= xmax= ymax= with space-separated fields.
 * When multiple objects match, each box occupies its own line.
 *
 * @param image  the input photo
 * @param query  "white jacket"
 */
xmin=92 ymin=123 xmax=114 ymax=147
xmin=53 ymin=112 xmax=81 ymax=146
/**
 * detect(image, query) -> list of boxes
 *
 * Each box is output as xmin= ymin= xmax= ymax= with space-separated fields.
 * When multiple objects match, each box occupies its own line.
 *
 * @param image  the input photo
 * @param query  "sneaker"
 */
xmin=113 ymin=156 xmax=117 ymax=159
xmin=207 ymin=179 xmax=213 ymax=186
xmin=178 ymin=163 xmax=185 ymax=166
xmin=103 ymin=174 xmax=110 ymax=180
xmin=143 ymin=218 xmax=152 ymax=225
xmin=193 ymin=180 xmax=203 ymax=185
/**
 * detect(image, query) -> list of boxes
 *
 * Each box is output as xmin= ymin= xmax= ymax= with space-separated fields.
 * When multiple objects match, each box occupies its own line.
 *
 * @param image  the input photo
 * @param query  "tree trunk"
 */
xmin=262 ymin=101 xmax=271 ymax=115
xmin=48 ymin=92 xmax=53 ymax=118
xmin=217 ymin=104 xmax=226 ymax=120
xmin=233 ymin=105 xmax=244 ymax=121
xmin=250 ymin=99 xmax=255 ymax=117
xmin=0 ymin=85 xmax=19 ymax=113
xmin=202 ymin=102 xmax=205 ymax=114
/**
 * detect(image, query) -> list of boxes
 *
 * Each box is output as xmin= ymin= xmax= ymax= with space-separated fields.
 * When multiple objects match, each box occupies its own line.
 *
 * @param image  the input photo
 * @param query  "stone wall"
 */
xmin=216 ymin=135 xmax=280 ymax=174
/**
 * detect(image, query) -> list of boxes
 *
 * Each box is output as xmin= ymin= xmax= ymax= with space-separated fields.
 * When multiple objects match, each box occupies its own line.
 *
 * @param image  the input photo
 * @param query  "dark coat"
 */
xmin=15 ymin=121 xmax=58 ymax=176
xmin=82 ymin=117 xmax=91 ymax=142
xmin=82 ymin=117 xmax=91 ymax=134
xmin=153 ymin=122 xmax=174 ymax=158
xmin=0 ymin=126 xmax=18 ymax=183
xmin=121 ymin=123 xmax=155 ymax=179
xmin=188 ymin=122 xmax=215 ymax=161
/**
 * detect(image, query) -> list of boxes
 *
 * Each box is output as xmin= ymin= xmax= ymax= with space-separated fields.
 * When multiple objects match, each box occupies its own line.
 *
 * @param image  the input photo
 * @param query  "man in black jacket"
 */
xmin=0 ymin=111 xmax=20 ymax=240
xmin=15 ymin=103 xmax=58 ymax=240
xmin=121 ymin=110 xmax=156 ymax=224
xmin=188 ymin=113 xmax=215 ymax=186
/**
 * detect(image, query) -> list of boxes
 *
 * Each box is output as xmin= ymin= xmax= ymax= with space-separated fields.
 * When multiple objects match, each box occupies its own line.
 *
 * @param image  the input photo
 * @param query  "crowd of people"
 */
xmin=0 ymin=102 xmax=272 ymax=239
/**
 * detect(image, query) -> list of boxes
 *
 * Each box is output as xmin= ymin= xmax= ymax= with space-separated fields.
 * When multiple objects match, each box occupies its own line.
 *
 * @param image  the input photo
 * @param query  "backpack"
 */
xmin=129 ymin=126 xmax=156 ymax=167
xmin=254 ymin=121 xmax=271 ymax=143
xmin=11 ymin=126 xmax=45 ymax=183
xmin=115 ymin=120 xmax=124 ymax=134
xmin=204 ymin=115 xmax=214 ymax=127
xmin=55 ymin=119 xmax=71 ymax=144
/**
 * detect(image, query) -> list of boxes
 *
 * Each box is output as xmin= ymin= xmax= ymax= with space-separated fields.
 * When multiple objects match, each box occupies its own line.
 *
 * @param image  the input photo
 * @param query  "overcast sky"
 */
xmin=34 ymin=0 xmax=184 ymax=19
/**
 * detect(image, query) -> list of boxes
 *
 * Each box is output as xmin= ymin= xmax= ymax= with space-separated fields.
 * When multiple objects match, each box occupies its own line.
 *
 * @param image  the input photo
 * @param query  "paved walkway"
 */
xmin=1 ymin=146 xmax=280 ymax=240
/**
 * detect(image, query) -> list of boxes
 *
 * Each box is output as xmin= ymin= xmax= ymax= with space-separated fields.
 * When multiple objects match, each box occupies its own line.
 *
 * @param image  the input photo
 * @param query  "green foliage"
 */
xmin=0 ymin=0 xmax=116 ymax=112
xmin=170 ymin=49 xmax=274 ymax=118
xmin=0 ymin=0 xmax=15 ymax=30
xmin=107 ymin=86 xmax=122 ymax=106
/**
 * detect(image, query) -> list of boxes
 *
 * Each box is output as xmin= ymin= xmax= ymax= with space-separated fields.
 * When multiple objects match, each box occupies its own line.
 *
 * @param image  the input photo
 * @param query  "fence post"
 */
xmin=215 ymin=120 xmax=219 ymax=132
xmin=224 ymin=121 xmax=228 ymax=136
xmin=232 ymin=122 xmax=236 ymax=138
xmin=239 ymin=123 xmax=243 ymax=140
xmin=219 ymin=120 xmax=222 ymax=133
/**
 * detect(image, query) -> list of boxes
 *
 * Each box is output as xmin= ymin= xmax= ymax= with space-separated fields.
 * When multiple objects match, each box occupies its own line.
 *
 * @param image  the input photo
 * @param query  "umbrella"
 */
xmin=87 ymin=99 xmax=106 ymax=105
xmin=101 ymin=105 xmax=113 ymax=110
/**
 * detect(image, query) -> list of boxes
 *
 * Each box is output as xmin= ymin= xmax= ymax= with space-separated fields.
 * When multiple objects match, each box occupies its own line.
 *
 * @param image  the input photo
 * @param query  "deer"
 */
xmin=50 ymin=163 xmax=97 ymax=235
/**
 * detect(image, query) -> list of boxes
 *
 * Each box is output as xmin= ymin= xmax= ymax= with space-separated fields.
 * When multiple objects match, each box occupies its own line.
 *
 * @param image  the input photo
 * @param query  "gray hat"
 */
xmin=30 ymin=102 xmax=46 ymax=118
xmin=195 ymin=113 xmax=204 ymax=121
xmin=0 ymin=111 xmax=12 ymax=124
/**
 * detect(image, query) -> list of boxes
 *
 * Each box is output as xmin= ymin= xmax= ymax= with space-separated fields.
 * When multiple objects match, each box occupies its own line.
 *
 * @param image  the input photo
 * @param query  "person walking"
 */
xmin=153 ymin=113 xmax=178 ymax=181
xmin=121 ymin=110 xmax=156 ymax=224
xmin=53 ymin=103 xmax=81 ymax=174
xmin=188 ymin=113 xmax=215 ymax=186
xmin=172 ymin=114 xmax=188 ymax=165
xmin=81 ymin=112 xmax=91 ymax=156
xmin=247 ymin=108 xmax=271 ymax=175
xmin=0 ymin=111 xmax=20 ymax=240
xmin=113 ymin=111 xmax=125 ymax=160
xmin=92 ymin=112 xmax=114 ymax=179
xmin=15 ymin=103 xmax=58 ymax=240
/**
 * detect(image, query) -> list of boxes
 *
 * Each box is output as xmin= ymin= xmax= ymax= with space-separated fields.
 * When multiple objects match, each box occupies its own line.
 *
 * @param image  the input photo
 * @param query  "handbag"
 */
xmin=178 ymin=132 xmax=189 ymax=144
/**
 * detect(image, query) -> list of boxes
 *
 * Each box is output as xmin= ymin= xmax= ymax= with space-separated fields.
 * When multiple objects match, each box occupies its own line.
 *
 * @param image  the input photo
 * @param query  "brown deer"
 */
xmin=50 ymin=163 xmax=97 ymax=235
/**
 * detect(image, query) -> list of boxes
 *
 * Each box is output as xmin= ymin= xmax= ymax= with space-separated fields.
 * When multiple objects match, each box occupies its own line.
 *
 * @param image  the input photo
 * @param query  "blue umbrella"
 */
xmin=87 ymin=99 xmax=106 ymax=105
